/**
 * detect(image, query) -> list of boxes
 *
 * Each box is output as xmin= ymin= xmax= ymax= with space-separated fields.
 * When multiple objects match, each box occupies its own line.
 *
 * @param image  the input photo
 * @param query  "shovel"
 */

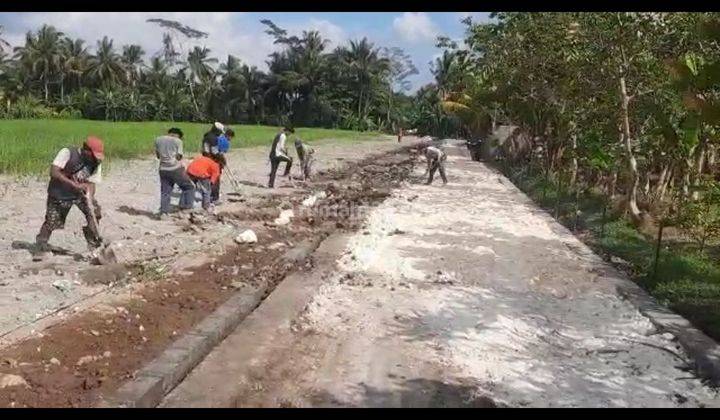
xmin=83 ymin=191 xmax=117 ymax=265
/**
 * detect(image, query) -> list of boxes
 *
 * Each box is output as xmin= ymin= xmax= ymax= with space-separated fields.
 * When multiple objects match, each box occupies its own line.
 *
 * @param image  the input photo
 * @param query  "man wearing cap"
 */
xmin=155 ymin=127 xmax=194 ymax=218
xmin=35 ymin=137 xmax=106 ymax=256
xmin=268 ymin=126 xmax=294 ymax=188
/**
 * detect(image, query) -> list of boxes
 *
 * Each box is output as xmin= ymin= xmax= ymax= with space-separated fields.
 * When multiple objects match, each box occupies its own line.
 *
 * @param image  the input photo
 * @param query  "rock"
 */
xmin=90 ymin=330 xmax=100 ymax=337
xmin=0 ymin=374 xmax=29 ymax=389
xmin=52 ymin=280 xmax=71 ymax=293
xmin=76 ymin=355 xmax=98 ymax=366
xmin=610 ymin=256 xmax=632 ymax=269
xmin=139 ymin=325 xmax=145 ymax=332
xmin=274 ymin=209 xmax=295 ymax=226
xmin=2 ymin=358 xmax=18 ymax=368
xmin=103 ymin=351 xmax=112 ymax=358
xmin=389 ymin=228 xmax=406 ymax=236
xmin=268 ymin=242 xmax=287 ymax=250
xmin=235 ymin=229 xmax=258 ymax=244
xmin=49 ymin=358 xmax=61 ymax=366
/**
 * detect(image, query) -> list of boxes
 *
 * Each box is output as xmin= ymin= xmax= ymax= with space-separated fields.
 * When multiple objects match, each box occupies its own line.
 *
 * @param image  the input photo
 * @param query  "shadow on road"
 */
xmin=305 ymin=378 xmax=498 ymax=408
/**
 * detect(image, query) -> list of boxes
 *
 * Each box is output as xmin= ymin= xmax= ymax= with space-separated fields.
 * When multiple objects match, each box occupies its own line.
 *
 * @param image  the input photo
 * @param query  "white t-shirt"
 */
xmin=275 ymin=133 xmax=287 ymax=157
xmin=52 ymin=148 xmax=102 ymax=184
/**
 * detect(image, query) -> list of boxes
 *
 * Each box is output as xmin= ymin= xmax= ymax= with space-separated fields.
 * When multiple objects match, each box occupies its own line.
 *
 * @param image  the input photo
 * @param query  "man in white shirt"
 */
xmin=424 ymin=145 xmax=448 ymax=185
xmin=268 ymin=127 xmax=294 ymax=188
xmin=36 ymin=137 xmax=105 ymax=254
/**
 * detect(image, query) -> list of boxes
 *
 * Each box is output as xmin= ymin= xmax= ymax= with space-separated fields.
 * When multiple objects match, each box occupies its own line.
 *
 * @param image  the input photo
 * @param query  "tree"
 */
xmin=86 ymin=36 xmax=126 ymax=88
xmin=14 ymin=25 xmax=65 ymax=101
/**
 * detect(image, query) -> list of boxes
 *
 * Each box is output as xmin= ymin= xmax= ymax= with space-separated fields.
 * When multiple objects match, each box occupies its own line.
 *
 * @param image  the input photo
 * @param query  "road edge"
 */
xmin=97 ymin=237 xmax=324 ymax=408
xmin=478 ymin=153 xmax=720 ymax=388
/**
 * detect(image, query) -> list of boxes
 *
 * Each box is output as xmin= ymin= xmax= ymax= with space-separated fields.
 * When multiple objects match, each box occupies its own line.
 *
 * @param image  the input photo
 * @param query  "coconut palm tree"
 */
xmin=60 ymin=37 xmax=89 ymax=101
xmin=121 ymin=44 xmax=146 ymax=88
xmin=14 ymin=25 xmax=65 ymax=101
xmin=86 ymin=36 xmax=126 ymax=88
xmin=183 ymin=46 xmax=217 ymax=116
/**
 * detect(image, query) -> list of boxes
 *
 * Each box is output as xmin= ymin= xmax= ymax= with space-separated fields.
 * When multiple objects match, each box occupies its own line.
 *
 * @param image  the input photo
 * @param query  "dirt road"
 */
xmin=0 ymin=136 xmax=395 ymax=343
xmin=163 ymin=140 xmax=719 ymax=408
xmin=0 ymin=135 xmax=416 ymax=407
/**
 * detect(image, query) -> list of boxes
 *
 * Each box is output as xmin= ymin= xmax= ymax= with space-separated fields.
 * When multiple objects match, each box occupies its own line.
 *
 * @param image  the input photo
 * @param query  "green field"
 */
xmin=0 ymin=119 xmax=384 ymax=176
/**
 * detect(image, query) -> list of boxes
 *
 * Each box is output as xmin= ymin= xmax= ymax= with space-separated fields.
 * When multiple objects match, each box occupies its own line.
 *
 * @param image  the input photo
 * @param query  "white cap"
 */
xmin=214 ymin=122 xmax=225 ymax=132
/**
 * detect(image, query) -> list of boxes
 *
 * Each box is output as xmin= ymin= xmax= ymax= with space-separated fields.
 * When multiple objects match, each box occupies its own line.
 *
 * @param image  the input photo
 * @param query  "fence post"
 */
xmin=652 ymin=221 xmax=664 ymax=281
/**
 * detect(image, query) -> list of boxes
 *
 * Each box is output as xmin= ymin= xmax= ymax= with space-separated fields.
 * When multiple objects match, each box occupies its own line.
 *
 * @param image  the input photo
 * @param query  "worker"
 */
xmin=268 ymin=126 xmax=294 ymax=188
xmin=186 ymin=155 xmax=221 ymax=212
xmin=212 ymin=127 xmax=234 ymax=203
xmin=35 ymin=137 xmax=105 ymax=257
xmin=155 ymin=127 xmax=194 ymax=219
xmin=424 ymin=145 xmax=448 ymax=185
xmin=294 ymin=137 xmax=315 ymax=181
xmin=201 ymin=122 xmax=226 ymax=203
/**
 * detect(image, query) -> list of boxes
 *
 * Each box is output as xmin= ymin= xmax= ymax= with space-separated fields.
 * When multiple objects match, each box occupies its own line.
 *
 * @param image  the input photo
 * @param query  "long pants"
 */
xmin=189 ymin=175 xmax=213 ymax=210
xmin=427 ymin=157 xmax=448 ymax=185
xmin=268 ymin=154 xmax=293 ymax=188
xmin=300 ymin=153 xmax=314 ymax=180
xmin=211 ymin=167 xmax=222 ymax=202
xmin=160 ymin=167 xmax=195 ymax=214
xmin=37 ymin=195 xmax=103 ymax=250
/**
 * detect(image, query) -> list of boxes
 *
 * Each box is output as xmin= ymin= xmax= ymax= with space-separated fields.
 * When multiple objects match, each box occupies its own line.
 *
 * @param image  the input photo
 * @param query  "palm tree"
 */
xmin=60 ymin=37 xmax=88 ymax=101
xmin=86 ymin=36 xmax=126 ymax=88
xmin=183 ymin=46 xmax=218 ymax=116
xmin=121 ymin=44 xmax=145 ymax=88
xmin=0 ymin=25 xmax=11 ymax=54
xmin=14 ymin=25 xmax=65 ymax=101
xmin=339 ymin=38 xmax=390 ymax=128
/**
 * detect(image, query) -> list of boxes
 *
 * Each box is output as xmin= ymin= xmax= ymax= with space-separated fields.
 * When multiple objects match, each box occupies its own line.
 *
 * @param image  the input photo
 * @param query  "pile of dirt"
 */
xmin=0 ymin=147 xmax=418 ymax=407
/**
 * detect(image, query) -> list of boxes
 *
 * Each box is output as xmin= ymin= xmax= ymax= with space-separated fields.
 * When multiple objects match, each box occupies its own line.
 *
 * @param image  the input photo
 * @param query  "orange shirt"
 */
xmin=187 ymin=156 xmax=220 ymax=184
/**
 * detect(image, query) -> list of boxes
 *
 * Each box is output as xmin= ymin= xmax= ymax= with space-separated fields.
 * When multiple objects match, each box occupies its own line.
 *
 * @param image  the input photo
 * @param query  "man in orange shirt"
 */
xmin=186 ymin=155 xmax=220 ymax=212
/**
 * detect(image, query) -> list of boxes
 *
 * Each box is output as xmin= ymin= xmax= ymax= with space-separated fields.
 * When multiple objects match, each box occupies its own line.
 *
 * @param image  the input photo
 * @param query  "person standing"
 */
xmin=213 ymin=128 xmax=234 ymax=203
xmin=155 ymin=127 xmax=195 ymax=219
xmin=268 ymin=127 xmax=294 ymax=188
xmin=294 ymin=137 xmax=315 ymax=181
xmin=35 ymin=137 xmax=106 ymax=257
xmin=186 ymin=155 xmax=221 ymax=212
xmin=424 ymin=145 xmax=448 ymax=185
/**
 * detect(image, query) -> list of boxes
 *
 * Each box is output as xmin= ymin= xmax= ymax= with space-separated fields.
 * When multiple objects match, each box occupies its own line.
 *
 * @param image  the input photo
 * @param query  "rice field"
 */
xmin=0 ymin=119 xmax=383 ymax=176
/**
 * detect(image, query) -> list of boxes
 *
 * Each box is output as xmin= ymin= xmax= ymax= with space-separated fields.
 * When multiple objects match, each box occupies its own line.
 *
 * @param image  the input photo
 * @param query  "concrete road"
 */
xmin=162 ymin=141 xmax=719 ymax=408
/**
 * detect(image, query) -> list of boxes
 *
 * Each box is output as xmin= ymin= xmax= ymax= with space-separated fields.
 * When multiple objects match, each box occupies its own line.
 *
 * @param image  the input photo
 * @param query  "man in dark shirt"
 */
xmin=36 ymin=137 xmax=105 ymax=257
xmin=201 ymin=122 xmax=226 ymax=203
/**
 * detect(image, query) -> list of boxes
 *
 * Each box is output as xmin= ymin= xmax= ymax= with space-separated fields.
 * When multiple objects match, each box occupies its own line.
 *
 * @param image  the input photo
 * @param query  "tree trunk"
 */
xmin=609 ymin=170 xmax=618 ymax=199
xmin=44 ymin=78 xmax=49 ymax=102
xmin=692 ymin=136 xmax=708 ymax=200
xmin=619 ymin=76 xmax=642 ymax=224
xmin=570 ymin=133 xmax=578 ymax=187
xmin=656 ymin=164 xmax=669 ymax=202
xmin=60 ymin=74 xmax=64 ymax=103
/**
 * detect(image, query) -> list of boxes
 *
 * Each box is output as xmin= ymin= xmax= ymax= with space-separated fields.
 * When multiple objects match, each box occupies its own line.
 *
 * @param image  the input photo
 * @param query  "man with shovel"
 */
xmin=268 ymin=126 xmax=294 ymax=188
xmin=35 ymin=137 xmax=106 ymax=260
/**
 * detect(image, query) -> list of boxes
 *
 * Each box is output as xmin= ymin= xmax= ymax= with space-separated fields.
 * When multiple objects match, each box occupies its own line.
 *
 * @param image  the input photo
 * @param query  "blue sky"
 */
xmin=0 ymin=12 xmax=490 ymax=92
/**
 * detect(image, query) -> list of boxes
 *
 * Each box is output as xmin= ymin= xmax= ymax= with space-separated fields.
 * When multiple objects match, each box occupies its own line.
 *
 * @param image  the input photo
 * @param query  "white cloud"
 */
xmin=3 ymin=12 xmax=277 ymax=69
xmin=392 ymin=12 xmax=439 ymax=43
xmin=306 ymin=19 xmax=347 ymax=48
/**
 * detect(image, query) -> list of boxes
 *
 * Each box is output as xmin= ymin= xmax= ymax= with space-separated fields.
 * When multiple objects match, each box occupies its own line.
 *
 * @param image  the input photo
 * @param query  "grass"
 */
xmin=0 ymin=119 xmax=385 ymax=176
xmin=503 ymin=164 xmax=720 ymax=342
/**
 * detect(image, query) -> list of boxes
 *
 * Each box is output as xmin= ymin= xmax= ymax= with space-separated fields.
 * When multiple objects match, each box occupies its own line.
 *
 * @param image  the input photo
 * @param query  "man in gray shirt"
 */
xmin=155 ymin=127 xmax=195 ymax=218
